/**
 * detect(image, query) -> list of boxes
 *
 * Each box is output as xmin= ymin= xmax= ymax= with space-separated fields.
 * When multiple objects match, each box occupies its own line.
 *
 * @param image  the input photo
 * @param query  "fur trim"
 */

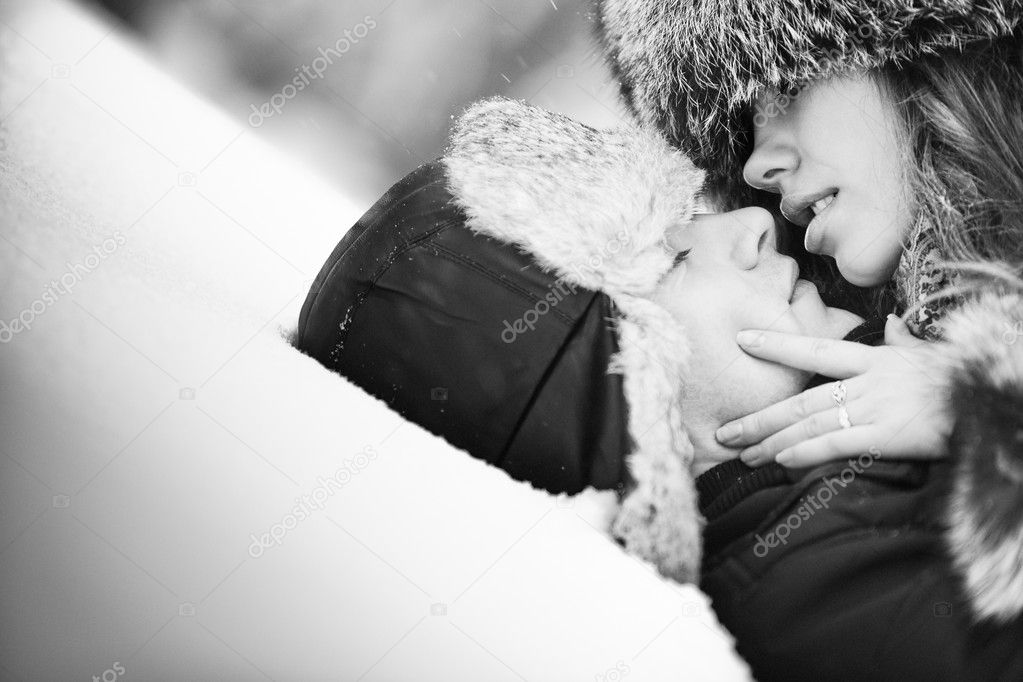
xmin=942 ymin=290 xmax=1023 ymax=624
xmin=443 ymin=97 xmax=706 ymax=582
xmin=596 ymin=0 xmax=1023 ymax=183
xmin=609 ymin=296 xmax=702 ymax=583
xmin=444 ymin=97 xmax=705 ymax=299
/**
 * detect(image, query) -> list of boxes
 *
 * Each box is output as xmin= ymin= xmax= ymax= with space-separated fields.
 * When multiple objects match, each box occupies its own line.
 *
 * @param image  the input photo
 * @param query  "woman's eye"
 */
xmin=673 ymin=249 xmax=692 ymax=267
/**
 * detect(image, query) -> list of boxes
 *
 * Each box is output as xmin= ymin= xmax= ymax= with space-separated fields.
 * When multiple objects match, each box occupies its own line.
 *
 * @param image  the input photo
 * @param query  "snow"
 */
xmin=0 ymin=1 xmax=751 ymax=679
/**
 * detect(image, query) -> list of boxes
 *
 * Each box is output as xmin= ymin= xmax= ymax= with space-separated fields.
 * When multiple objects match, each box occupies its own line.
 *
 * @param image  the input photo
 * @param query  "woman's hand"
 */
xmin=715 ymin=315 xmax=954 ymax=468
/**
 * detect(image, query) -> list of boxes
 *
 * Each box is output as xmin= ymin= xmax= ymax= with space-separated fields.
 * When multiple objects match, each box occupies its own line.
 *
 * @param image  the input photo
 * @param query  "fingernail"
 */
xmin=739 ymin=448 xmax=759 ymax=464
xmin=716 ymin=423 xmax=742 ymax=444
xmin=736 ymin=330 xmax=763 ymax=348
xmin=776 ymin=450 xmax=794 ymax=466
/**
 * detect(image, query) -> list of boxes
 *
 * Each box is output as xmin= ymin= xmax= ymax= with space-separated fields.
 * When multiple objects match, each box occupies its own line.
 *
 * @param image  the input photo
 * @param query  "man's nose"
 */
xmin=726 ymin=207 xmax=776 ymax=268
xmin=742 ymin=138 xmax=799 ymax=193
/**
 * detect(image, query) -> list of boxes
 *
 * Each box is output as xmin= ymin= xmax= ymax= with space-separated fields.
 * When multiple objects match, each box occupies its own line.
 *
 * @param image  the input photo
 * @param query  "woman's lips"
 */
xmin=803 ymin=195 xmax=836 ymax=254
xmin=780 ymin=188 xmax=838 ymax=227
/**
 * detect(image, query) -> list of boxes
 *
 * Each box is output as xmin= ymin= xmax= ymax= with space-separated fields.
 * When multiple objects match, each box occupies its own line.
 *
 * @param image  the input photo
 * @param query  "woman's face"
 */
xmin=742 ymin=71 xmax=913 ymax=287
xmin=654 ymin=208 xmax=863 ymax=424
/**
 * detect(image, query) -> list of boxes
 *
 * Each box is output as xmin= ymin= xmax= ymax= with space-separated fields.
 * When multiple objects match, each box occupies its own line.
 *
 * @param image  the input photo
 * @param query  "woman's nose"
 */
xmin=742 ymin=139 xmax=799 ymax=193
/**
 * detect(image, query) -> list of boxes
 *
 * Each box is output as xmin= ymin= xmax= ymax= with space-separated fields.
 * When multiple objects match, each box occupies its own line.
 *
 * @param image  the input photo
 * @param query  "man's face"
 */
xmin=652 ymin=207 xmax=863 ymax=427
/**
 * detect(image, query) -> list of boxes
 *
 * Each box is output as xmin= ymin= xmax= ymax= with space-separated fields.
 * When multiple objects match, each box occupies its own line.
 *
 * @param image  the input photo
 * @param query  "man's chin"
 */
xmin=718 ymin=361 xmax=810 ymax=427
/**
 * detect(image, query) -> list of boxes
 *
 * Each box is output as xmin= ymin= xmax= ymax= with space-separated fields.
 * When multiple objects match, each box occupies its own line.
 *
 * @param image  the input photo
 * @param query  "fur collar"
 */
xmin=943 ymin=290 xmax=1023 ymax=624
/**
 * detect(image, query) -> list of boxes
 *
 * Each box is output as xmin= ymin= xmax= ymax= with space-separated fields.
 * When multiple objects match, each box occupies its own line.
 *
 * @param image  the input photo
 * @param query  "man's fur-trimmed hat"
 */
xmin=596 ymin=0 xmax=1023 ymax=186
xmin=445 ymin=98 xmax=707 ymax=582
xmin=299 ymin=97 xmax=708 ymax=584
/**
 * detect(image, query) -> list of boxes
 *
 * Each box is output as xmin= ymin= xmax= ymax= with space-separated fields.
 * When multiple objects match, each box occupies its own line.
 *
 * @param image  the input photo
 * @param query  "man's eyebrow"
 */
xmin=692 ymin=190 xmax=723 ymax=214
xmin=692 ymin=193 xmax=712 ymax=214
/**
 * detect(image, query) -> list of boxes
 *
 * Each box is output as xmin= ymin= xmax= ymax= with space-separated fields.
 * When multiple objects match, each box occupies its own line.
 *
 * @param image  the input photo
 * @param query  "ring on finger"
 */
xmin=837 ymin=404 xmax=852 ymax=429
xmin=831 ymin=380 xmax=848 ymax=407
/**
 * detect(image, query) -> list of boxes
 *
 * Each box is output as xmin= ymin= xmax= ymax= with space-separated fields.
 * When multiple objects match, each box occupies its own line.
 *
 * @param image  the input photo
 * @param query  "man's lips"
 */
xmin=784 ymin=258 xmax=799 ymax=302
xmin=780 ymin=187 xmax=838 ymax=227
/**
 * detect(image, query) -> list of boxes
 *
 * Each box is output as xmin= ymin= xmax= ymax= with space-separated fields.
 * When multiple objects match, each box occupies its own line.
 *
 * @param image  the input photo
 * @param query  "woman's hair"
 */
xmin=877 ymin=32 xmax=1023 ymax=314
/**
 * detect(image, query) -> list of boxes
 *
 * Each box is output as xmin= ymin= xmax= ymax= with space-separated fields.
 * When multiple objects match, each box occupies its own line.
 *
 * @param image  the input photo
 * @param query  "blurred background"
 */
xmin=88 ymin=0 xmax=626 ymax=208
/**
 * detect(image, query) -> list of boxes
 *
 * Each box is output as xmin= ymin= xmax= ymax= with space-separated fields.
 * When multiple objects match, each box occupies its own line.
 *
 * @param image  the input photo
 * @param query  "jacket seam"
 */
xmin=299 ymin=170 xmax=449 ymax=348
xmin=331 ymin=219 xmax=458 ymax=355
xmin=428 ymin=241 xmax=579 ymax=326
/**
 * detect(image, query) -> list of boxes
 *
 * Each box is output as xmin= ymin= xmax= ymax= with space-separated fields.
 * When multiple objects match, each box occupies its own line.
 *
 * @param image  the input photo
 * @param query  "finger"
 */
xmin=736 ymin=330 xmax=872 ymax=377
xmin=739 ymin=399 xmax=867 ymax=466
xmin=774 ymin=428 xmax=883 ymax=468
xmin=884 ymin=314 xmax=920 ymax=348
xmin=716 ymin=381 xmax=856 ymax=447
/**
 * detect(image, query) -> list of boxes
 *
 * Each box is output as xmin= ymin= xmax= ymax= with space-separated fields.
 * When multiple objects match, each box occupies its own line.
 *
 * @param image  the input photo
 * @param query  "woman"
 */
xmin=598 ymin=0 xmax=1023 ymax=626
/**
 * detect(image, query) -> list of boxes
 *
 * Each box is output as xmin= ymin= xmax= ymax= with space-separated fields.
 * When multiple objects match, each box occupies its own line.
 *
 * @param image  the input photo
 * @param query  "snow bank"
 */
xmin=0 ymin=1 xmax=751 ymax=679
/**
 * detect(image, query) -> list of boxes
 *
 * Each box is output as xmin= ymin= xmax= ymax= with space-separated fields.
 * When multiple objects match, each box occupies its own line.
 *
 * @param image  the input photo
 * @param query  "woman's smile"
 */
xmin=744 ymin=72 xmax=913 ymax=287
xmin=804 ymin=191 xmax=837 ymax=254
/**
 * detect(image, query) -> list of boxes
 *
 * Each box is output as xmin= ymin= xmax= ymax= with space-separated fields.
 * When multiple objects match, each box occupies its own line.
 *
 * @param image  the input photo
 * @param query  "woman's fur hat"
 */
xmin=596 ymin=0 xmax=1023 ymax=187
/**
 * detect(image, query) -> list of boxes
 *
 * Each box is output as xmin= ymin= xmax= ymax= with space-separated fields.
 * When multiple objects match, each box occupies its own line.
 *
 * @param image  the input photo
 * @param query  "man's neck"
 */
xmin=686 ymin=318 xmax=887 ymax=479
xmin=689 ymin=416 xmax=741 ymax=477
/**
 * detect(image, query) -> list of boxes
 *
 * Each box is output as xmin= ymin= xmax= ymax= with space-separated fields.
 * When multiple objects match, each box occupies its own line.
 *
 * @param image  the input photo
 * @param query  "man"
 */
xmin=297 ymin=98 xmax=1023 ymax=680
